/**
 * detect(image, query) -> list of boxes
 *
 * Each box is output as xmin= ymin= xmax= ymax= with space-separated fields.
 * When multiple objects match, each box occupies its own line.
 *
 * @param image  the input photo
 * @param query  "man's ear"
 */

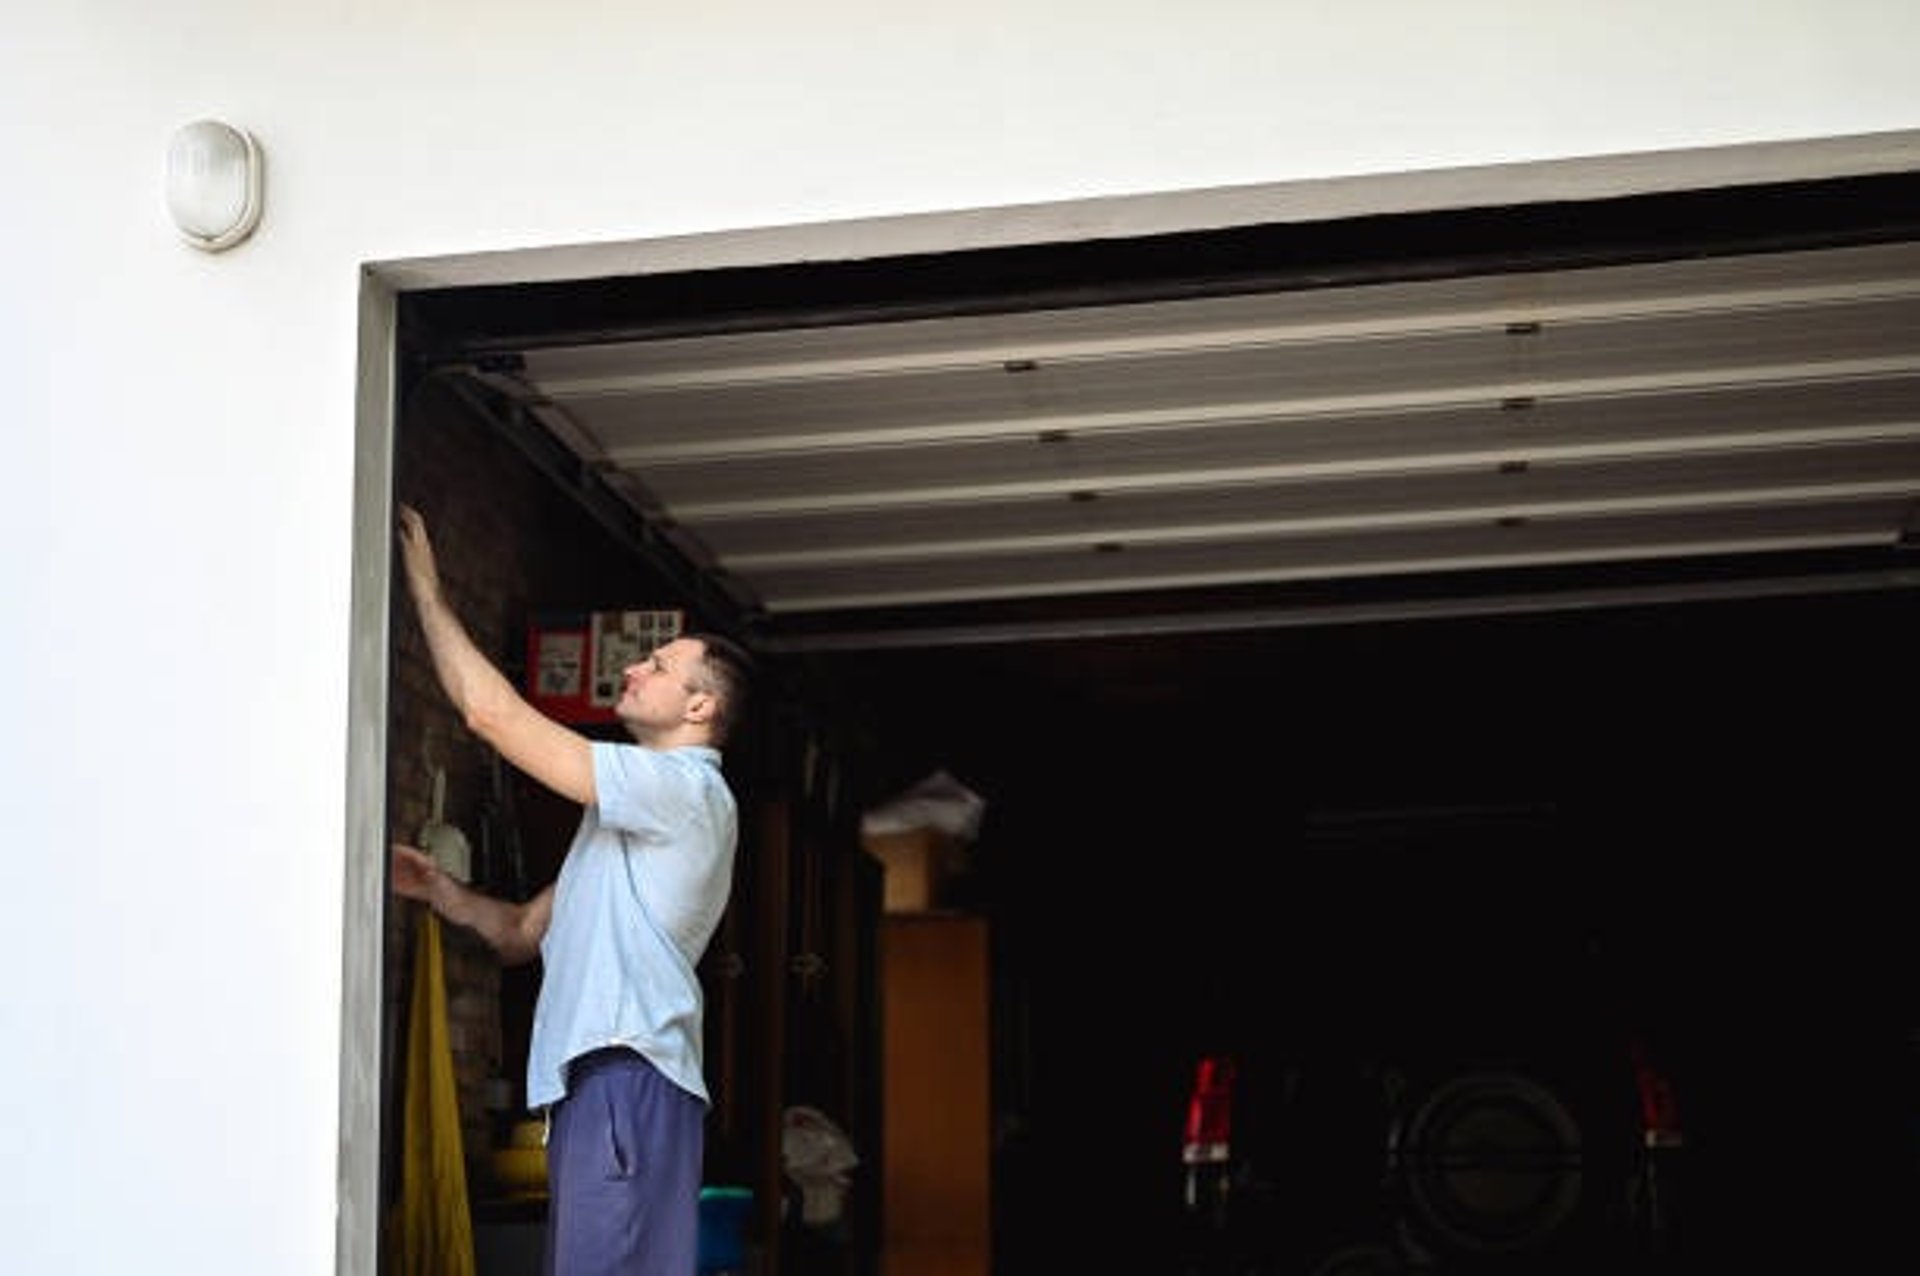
xmin=685 ymin=689 xmax=715 ymax=726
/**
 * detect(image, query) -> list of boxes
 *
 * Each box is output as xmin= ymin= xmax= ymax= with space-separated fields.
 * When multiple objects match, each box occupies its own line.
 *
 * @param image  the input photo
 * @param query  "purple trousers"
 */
xmin=544 ymin=1047 xmax=704 ymax=1276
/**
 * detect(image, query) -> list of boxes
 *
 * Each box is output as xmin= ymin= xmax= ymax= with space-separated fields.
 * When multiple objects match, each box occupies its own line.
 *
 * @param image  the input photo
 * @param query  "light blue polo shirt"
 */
xmin=525 ymin=740 xmax=737 ymax=1110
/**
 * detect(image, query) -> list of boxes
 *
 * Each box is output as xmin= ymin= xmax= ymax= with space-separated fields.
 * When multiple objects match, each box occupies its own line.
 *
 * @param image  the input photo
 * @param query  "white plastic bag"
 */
xmin=781 ymin=1105 xmax=860 ymax=1226
xmin=858 ymin=769 xmax=986 ymax=844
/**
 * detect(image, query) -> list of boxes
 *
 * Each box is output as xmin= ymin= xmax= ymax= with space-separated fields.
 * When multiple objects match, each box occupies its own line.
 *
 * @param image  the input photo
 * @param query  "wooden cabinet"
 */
xmin=881 ymin=913 xmax=991 ymax=1276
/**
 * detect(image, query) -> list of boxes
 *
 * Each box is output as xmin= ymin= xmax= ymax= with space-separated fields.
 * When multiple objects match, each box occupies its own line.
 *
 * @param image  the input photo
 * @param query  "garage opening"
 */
xmin=352 ymin=144 xmax=1920 ymax=1276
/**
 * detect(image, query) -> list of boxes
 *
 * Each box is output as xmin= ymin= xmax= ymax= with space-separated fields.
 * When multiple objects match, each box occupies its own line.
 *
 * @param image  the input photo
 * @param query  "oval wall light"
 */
xmin=166 ymin=119 xmax=264 ymax=251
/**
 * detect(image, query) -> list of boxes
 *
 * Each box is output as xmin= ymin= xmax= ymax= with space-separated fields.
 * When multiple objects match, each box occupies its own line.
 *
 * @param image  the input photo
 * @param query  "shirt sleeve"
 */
xmin=592 ymin=740 xmax=697 ymax=839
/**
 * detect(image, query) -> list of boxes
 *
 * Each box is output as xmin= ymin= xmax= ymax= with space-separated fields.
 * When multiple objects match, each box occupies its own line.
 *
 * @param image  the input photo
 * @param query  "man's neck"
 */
xmin=625 ymin=722 xmax=714 ymax=751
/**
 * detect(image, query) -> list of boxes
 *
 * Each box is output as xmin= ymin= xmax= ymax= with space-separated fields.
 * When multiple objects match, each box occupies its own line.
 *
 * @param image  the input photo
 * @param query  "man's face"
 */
xmin=616 ymin=637 xmax=708 ymax=734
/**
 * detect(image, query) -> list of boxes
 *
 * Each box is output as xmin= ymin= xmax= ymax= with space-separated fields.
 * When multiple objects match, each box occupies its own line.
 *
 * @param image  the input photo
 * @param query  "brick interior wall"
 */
xmin=386 ymin=370 xmax=685 ymax=1199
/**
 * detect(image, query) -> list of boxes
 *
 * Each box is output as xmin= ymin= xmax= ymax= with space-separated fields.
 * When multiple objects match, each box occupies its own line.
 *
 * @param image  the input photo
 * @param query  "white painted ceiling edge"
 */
xmin=371 ymin=128 xmax=1920 ymax=293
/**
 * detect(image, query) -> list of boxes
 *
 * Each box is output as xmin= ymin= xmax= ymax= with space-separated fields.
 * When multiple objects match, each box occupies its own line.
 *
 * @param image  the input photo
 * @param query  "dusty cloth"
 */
xmin=395 ymin=910 xmax=477 ymax=1276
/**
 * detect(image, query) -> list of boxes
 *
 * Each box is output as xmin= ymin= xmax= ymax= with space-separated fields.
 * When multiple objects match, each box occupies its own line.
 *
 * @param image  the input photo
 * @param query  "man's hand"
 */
xmin=396 ymin=504 xmax=441 ymax=607
xmin=391 ymin=841 xmax=446 ymax=907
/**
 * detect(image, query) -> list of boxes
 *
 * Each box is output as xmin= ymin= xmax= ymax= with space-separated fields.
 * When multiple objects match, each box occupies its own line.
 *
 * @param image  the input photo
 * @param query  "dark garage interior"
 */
xmin=844 ymin=593 xmax=1920 ymax=1273
xmin=382 ymin=165 xmax=1920 ymax=1275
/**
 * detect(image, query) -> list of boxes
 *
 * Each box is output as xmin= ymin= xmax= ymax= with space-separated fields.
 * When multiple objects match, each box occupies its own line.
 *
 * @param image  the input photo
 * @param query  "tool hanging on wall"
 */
xmin=419 ymin=761 xmax=472 ymax=883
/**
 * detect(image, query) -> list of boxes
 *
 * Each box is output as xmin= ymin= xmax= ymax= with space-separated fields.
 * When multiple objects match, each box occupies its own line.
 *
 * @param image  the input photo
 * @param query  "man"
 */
xmin=390 ymin=503 xmax=753 ymax=1276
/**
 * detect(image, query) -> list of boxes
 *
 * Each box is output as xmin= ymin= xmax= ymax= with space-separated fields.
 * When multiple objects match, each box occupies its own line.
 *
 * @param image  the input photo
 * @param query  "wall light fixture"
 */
xmin=166 ymin=119 xmax=264 ymax=252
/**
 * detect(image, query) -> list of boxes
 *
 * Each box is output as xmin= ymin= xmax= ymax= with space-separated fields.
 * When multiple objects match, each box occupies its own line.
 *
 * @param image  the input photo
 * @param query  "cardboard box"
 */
xmin=862 ymin=828 xmax=961 ymax=913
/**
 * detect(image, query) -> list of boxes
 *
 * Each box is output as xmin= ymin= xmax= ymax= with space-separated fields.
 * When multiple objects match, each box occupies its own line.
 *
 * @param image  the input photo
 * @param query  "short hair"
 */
xmin=687 ymin=631 xmax=755 ymax=744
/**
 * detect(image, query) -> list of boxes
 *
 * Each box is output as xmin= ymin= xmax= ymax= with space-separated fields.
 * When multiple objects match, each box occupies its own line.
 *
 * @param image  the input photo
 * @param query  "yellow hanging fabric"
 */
xmin=395 ymin=909 xmax=478 ymax=1276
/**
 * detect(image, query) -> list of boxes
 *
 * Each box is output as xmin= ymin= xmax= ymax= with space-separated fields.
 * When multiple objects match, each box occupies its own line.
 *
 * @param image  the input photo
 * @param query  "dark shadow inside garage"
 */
xmin=824 ymin=590 xmax=1920 ymax=1273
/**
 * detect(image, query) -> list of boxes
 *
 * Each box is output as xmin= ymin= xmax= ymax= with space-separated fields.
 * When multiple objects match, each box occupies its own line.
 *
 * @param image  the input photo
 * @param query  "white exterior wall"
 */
xmin=2 ymin=3 xmax=1916 ymax=1271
